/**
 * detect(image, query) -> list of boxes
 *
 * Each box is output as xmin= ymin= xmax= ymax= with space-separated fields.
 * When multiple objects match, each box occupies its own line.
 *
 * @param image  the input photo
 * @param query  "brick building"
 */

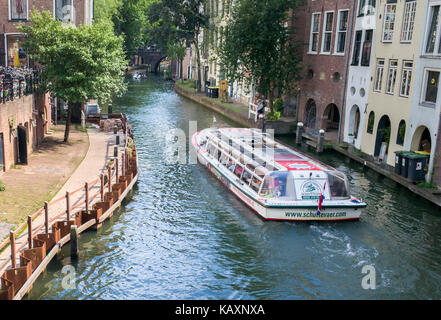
xmin=294 ymin=0 xmax=357 ymax=142
xmin=0 ymin=0 xmax=94 ymax=173
xmin=0 ymin=0 xmax=94 ymax=68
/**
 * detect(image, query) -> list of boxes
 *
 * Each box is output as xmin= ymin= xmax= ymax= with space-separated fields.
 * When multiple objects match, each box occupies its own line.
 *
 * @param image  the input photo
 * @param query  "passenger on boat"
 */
xmin=227 ymin=161 xmax=235 ymax=172
xmin=234 ymin=166 xmax=243 ymax=177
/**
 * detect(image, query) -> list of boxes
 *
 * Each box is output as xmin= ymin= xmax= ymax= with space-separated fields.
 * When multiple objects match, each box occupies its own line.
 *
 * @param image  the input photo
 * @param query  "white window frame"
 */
xmin=8 ymin=0 xmax=29 ymax=21
xmin=421 ymin=68 xmax=441 ymax=106
xmin=374 ymin=59 xmax=385 ymax=92
xmin=309 ymin=12 xmax=321 ymax=54
xmin=382 ymin=3 xmax=397 ymax=43
xmin=358 ymin=0 xmax=376 ymax=16
xmin=321 ymin=11 xmax=334 ymax=54
xmin=424 ymin=2 xmax=441 ymax=55
xmin=386 ymin=60 xmax=398 ymax=95
xmin=401 ymin=1 xmax=416 ymax=43
xmin=334 ymin=9 xmax=349 ymax=55
xmin=399 ymin=61 xmax=413 ymax=98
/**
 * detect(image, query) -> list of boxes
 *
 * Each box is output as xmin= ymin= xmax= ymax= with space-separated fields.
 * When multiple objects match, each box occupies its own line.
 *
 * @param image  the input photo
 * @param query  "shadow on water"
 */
xmin=26 ymin=76 xmax=441 ymax=300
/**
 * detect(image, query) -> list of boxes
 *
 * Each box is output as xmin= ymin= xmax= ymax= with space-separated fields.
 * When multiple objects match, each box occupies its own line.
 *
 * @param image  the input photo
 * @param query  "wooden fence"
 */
xmin=0 ymin=113 xmax=138 ymax=300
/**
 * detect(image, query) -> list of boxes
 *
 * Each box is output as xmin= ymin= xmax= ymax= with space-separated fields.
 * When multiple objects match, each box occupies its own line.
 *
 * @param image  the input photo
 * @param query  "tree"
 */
xmin=19 ymin=11 xmax=128 ymax=142
xmin=147 ymin=0 xmax=209 ymax=91
xmin=218 ymin=0 xmax=303 ymax=113
xmin=112 ymin=0 xmax=147 ymax=59
xmin=167 ymin=42 xmax=187 ymax=80
xmin=94 ymin=0 xmax=122 ymax=25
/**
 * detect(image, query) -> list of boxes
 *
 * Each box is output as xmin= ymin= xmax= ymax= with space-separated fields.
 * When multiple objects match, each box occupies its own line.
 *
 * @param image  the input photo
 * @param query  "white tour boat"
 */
xmin=192 ymin=127 xmax=366 ymax=221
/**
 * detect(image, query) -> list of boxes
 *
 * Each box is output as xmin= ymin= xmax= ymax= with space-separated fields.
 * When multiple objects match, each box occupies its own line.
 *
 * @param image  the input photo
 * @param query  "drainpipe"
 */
xmin=338 ymin=0 xmax=357 ymax=145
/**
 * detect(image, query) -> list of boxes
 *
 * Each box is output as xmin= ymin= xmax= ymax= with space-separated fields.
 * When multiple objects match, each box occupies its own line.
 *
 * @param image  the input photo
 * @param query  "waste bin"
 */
xmin=407 ymin=152 xmax=429 ymax=182
xmin=394 ymin=151 xmax=403 ymax=175
xmin=211 ymin=87 xmax=219 ymax=98
xmin=400 ymin=151 xmax=412 ymax=179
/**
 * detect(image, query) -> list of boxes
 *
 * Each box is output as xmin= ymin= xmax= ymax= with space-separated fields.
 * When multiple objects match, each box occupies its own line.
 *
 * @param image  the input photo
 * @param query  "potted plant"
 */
xmin=348 ymin=133 xmax=355 ymax=144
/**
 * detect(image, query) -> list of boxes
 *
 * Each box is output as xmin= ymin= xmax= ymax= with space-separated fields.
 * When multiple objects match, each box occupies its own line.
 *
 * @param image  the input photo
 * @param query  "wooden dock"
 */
xmin=0 ymin=114 xmax=139 ymax=300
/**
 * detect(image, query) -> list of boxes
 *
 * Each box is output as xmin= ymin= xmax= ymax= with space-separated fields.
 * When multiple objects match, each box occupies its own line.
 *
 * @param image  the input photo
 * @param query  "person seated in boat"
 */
xmin=227 ymin=161 xmax=235 ymax=172
xmin=234 ymin=165 xmax=243 ymax=177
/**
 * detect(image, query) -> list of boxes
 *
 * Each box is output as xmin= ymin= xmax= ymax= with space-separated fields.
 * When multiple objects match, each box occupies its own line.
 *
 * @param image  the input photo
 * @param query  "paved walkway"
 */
xmin=0 ymin=127 xmax=124 ymax=273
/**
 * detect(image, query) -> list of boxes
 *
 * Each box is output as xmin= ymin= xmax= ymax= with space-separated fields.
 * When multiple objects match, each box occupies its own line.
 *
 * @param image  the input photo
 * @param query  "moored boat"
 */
xmin=191 ymin=128 xmax=366 ymax=221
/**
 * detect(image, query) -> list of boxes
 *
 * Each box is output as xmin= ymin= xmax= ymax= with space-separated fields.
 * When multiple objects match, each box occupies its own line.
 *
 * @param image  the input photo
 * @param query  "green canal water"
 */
xmin=26 ymin=76 xmax=441 ymax=300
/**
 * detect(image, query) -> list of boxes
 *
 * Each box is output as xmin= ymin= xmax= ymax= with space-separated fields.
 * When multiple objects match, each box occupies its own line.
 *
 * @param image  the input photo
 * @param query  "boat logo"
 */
xmin=301 ymin=181 xmax=322 ymax=199
xmin=288 ymin=163 xmax=313 ymax=170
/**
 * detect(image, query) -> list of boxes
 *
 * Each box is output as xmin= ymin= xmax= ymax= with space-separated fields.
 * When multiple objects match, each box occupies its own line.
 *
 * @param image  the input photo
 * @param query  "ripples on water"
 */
xmin=27 ymin=77 xmax=441 ymax=300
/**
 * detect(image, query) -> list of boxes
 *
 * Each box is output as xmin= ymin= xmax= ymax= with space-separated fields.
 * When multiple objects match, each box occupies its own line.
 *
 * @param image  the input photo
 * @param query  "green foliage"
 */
xmin=417 ymin=181 xmax=438 ymax=189
xmin=0 ymin=180 xmax=5 ymax=192
xmin=113 ymin=0 xmax=151 ymax=58
xmin=19 ymin=11 xmax=128 ymax=141
xmin=147 ymin=0 xmax=209 ymax=90
xmin=273 ymin=98 xmax=284 ymax=113
xmin=94 ymin=0 xmax=122 ymax=25
xmin=218 ymin=0 xmax=303 ymax=111
xmin=267 ymin=112 xmax=281 ymax=121
xmin=167 ymin=42 xmax=187 ymax=61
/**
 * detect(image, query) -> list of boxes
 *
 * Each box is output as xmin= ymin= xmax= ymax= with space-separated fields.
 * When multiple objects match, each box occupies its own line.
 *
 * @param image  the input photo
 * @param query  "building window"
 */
xmin=358 ymin=0 xmax=376 ymax=16
xmin=401 ymin=1 xmax=416 ymax=43
xmin=335 ymin=10 xmax=349 ymax=54
xmin=9 ymin=0 xmax=28 ymax=20
xmin=386 ymin=60 xmax=398 ymax=95
xmin=374 ymin=59 xmax=385 ymax=92
xmin=309 ymin=13 xmax=321 ymax=53
xmin=422 ymin=70 xmax=440 ymax=104
xmin=321 ymin=12 xmax=334 ymax=53
xmin=399 ymin=61 xmax=413 ymax=98
xmin=367 ymin=111 xmax=375 ymax=134
xmin=351 ymin=31 xmax=362 ymax=65
xmin=382 ymin=2 xmax=397 ymax=42
xmin=360 ymin=30 xmax=373 ymax=66
xmin=425 ymin=5 xmax=441 ymax=54
xmin=55 ymin=0 xmax=74 ymax=23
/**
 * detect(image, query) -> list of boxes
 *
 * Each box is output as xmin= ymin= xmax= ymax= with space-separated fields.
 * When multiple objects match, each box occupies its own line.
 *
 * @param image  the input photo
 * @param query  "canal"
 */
xmin=27 ymin=76 xmax=441 ymax=300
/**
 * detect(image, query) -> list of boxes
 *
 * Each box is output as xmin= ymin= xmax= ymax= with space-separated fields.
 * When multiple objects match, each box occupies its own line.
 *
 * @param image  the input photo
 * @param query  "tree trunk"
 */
xmin=64 ymin=104 xmax=72 ymax=143
xmin=268 ymin=84 xmax=274 ymax=114
xmin=194 ymin=37 xmax=202 ymax=93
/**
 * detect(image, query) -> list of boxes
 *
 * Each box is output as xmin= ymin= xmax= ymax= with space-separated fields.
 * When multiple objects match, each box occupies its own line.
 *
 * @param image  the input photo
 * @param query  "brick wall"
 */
xmin=0 ymin=92 xmax=50 ymax=172
xmin=294 ymin=0 xmax=355 ymax=139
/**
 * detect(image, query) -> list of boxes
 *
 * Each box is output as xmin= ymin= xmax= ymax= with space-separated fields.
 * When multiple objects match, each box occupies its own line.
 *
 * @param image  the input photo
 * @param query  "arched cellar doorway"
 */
xmin=304 ymin=99 xmax=317 ymax=130
xmin=349 ymin=105 xmax=361 ymax=140
xmin=411 ymin=126 xmax=432 ymax=154
xmin=322 ymin=104 xmax=340 ymax=132
xmin=374 ymin=115 xmax=391 ymax=161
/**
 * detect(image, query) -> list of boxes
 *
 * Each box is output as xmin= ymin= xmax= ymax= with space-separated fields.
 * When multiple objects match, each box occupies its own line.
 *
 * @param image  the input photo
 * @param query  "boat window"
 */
xmin=260 ymin=172 xmax=296 ymax=199
xmin=207 ymin=143 xmax=216 ymax=156
xmin=326 ymin=171 xmax=350 ymax=199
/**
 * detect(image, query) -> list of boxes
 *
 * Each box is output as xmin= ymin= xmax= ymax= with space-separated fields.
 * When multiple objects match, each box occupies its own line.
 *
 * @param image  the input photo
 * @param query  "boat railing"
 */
xmin=206 ymin=131 xmax=281 ymax=170
xmin=204 ymin=138 xmax=265 ymax=193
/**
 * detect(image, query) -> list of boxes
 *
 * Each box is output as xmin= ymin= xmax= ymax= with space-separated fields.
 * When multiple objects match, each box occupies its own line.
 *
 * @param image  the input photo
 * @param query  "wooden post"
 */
xmin=70 ymin=225 xmax=79 ymax=258
xmin=44 ymin=201 xmax=49 ymax=234
xmin=121 ymin=151 xmax=125 ymax=176
xmin=66 ymin=191 xmax=71 ymax=221
xmin=317 ymin=129 xmax=325 ymax=153
xmin=100 ymin=174 xmax=104 ymax=202
xmin=108 ymin=166 xmax=112 ymax=193
xmin=114 ymin=146 xmax=118 ymax=157
xmin=85 ymin=182 xmax=89 ymax=212
xmin=116 ymin=158 xmax=119 ymax=183
xmin=27 ymin=216 xmax=32 ymax=249
xmin=10 ymin=232 xmax=16 ymax=269
xmin=296 ymin=122 xmax=303 ymax=145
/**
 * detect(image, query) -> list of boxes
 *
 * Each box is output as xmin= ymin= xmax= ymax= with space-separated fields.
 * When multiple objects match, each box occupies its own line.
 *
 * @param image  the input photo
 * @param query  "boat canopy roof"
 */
xmin=200 ymin=128 xmax=351 ymax=200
